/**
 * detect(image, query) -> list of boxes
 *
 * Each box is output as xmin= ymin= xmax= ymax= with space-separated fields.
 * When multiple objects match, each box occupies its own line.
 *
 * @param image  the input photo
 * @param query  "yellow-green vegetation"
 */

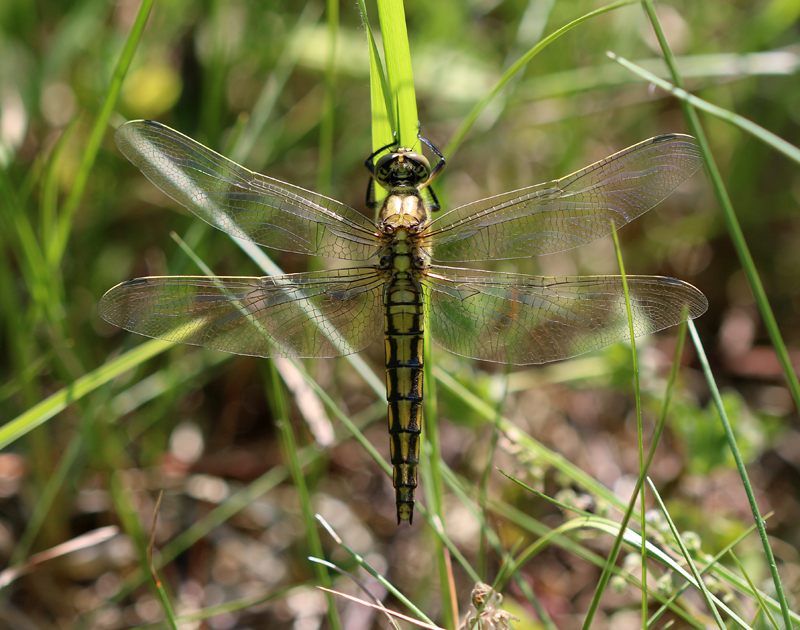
xmin=2 ymin=0 xmax=799 ymax=628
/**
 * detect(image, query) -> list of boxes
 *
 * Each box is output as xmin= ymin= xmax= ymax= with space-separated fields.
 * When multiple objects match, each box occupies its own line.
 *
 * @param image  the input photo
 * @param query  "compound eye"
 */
xmin=406 ymin=152 xmax=431 ymax=180
xmin=374 ymin=153 xmax=397 ymax=185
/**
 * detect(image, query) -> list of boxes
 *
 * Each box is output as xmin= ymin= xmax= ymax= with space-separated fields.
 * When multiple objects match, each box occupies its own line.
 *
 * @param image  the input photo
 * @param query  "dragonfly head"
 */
xmin=374 ymin=148 xmax=431 ymax=190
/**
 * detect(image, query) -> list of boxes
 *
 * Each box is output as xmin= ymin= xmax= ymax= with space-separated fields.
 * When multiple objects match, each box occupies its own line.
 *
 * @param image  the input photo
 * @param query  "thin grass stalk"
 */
xmin=647 ymin=480 xmax=726 ymax=630
xmin=148 ymin=492 xmax=179 ymax=630
xmin=108 ymin=467 xmax=153 ymax=590
xmin=729 ymin=552 xmax=781 ymax=630
xmin=646 ymin=521 xmax=759 ymax=627
xmin=268 ymin=361 xmax=342 ymax=630
xmin=489 ymin=503 xmax=716 ymax=630
xmin=606 ymin=53 xmax=800 ymax=165
xmin=610 ymin=222 xmax=648 ymax=630
xmin=309 ymin=557 xmax=402 ymax=630
xmin=477 ymin=372 xmax=508 ymax=579
xmin=642 ymin=5 xmax=793 ymax=624
xmin=688 ymin=321 xmax=792 ymax=629
xmin=640 ymin=0 xmax=800 ymax=420
xmin=581 ymin=314 xmax=690 ymax=630
xmin=49 ymin=0 xmax=155 ymax=268
xmin=316 ymin=515 xmax=437 ymax=626
xmin=114 ymin=462 xmax=300 ymax=601
xmin=445 ymin=0 xmax=639 ymax=158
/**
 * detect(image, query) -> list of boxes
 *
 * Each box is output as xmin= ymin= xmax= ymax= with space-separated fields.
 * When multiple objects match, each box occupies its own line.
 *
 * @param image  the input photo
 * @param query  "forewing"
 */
xmin=427 ymin=135 xmax=703 ymax=262
xmin=99 ymin=268 xmax=384 ymax=358
xmin=425 ymin=266 xmax=707 ymax=365
xmin=115 ymin=120 xmax=379 ymax=260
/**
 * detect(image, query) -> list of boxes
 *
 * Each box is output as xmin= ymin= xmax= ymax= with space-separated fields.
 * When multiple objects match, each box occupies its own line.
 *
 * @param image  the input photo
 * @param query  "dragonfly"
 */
xmin=99 ymin=120 xmax=707 ymax=524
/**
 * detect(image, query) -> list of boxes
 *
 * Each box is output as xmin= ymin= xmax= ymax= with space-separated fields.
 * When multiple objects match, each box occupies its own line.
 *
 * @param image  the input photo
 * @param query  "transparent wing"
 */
xmin=424 ymin=266 xmax=707 ymax=365
xmin=115 ymin=120 xmax=379 ymax=260
xmin=98 ymin=268 xmax=385 ymax=358
xmin=426 ymin=135 xmax=703 ymax=262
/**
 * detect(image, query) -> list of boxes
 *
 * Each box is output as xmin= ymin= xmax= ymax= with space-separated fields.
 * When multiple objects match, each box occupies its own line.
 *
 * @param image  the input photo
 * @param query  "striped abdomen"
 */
xmin=383 ymin=260 xmax=424 ymax=524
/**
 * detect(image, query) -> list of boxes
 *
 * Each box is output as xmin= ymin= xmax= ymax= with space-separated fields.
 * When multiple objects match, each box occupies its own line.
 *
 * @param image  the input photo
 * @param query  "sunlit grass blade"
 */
xmin=644 ymin=6 xmax=796 ymax=623
xmin=607 ymin=52 xmax=800 ymax=165
xmin=647 ymin=521 xmax=760 ymax=627
xmin=0 ymin=339 xmax=173 ymax=450
xmin=317 ymin=587 xmax=446 ymax=630
xmin=0 ymin=526 xmax=117 ymax=590
xmin=486 ymin=502 xmax=715 ymax=629
xmin=316 ymin=515 xmax=436 ymax=626
xmin=371 ymin=4 xmax=455 ymax=627
xmin=375 ymin=0 xmax=417 ymax=147
xmin=647 ymin=479 xmax=726 ymax=630
xmin=309 ymin=557 xmax=402 ymax=630
xmin=356 ymin=0 xmax=393 ymax=156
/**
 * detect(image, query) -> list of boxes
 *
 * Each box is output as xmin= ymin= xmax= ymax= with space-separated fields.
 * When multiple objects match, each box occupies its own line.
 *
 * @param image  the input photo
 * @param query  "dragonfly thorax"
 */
xmin=378 ymin=190 xmax=430 ymax=231
xmin=374 ymin=148 xmax=431 ymax=189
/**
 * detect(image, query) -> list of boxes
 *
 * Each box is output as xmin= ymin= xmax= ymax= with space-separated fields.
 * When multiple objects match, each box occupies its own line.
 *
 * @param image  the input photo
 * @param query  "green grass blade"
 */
xmin=729 ymin=551 xmax=781 ymax=630
xmin=582 ymin=224 xmax=647 ymax=630
xmin=268 ymin=361 xmax=342 ymax=630
xmin=316 ymin=0 xmax=338 ymax=195
xmin=316 ymin=516 xmax=436 ymax=626
xmin=370 ymin=6 xmax=454 ymax=627
xmin=647 ymin=479 xmax=726 ymax=630
xmin=611 ymin=222 xmax=648 ymax=630
xmin=358 ymin=2 xmax=393 ymax=154
xmin=376 ymin=0 xmax=418 ymax=147
xmin=579 ymin=316 xmax=690 ymax=630
xmin=647 ymin=521 xmax=759 ymax=627
xmin=49 ymin=0 xmax=155 ymax=268
xmin=688 ymin=320 xmax=792 ymax=629
xmin=643 ymin=3 xmax=795 ymax=625
xmin=640 ymin=0 xmax=800 ymax=418
xmin=607 ymin=52 xmax=800 ymax=165
xmin=445 ymin=0 xmax=638 ymax=158
xmin=0 ymin=339 xmax=172 ymax=450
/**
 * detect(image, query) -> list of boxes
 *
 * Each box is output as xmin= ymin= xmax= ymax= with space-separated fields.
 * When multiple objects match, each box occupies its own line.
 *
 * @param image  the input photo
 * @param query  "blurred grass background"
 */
xmin=2 ymin=0 xmax=800 ymax=628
